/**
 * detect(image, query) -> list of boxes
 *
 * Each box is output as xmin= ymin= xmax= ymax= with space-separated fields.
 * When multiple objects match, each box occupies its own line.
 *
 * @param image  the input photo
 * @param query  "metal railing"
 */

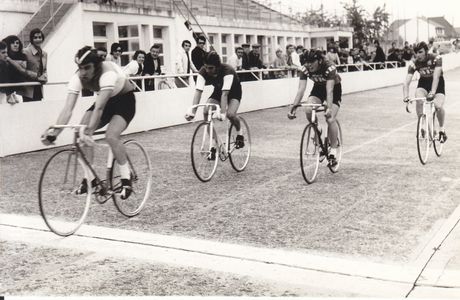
xmin=0 ymin=61 xmax=406 ymax=98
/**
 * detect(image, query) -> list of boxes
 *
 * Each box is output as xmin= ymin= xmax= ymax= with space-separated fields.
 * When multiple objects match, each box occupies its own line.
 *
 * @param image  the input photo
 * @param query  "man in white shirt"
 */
xmin=175 ymin=40 xmax=198 ymax=88
xmin=227 ymin=47 xmax=243 ymax=70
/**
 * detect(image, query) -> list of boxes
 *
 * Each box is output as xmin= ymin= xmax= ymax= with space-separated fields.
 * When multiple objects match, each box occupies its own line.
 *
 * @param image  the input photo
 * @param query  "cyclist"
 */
xmin=185 ymin=51 xmax=245 ymax=160
xmin=288 ymin=49 xmax=342 ymax=167
xmin=41 ymin=46 xmax=136 ymax=199
xmin=403 ymin=41 xmax=447 ymax=143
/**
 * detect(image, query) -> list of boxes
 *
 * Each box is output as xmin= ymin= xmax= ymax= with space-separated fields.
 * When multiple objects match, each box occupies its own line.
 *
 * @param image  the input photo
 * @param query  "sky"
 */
xmin=260 ymin=0 xmax=460 ymax=27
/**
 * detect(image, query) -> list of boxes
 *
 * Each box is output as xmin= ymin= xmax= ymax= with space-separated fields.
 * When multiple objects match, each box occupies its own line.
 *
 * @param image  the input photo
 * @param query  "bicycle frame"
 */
xmin=406 ymin=97 xmax=436 ymax=137
xmin=190 ymin=103 xmax=234 ymax=160
xmin=50 ymin=125 xmax=115 ymax=199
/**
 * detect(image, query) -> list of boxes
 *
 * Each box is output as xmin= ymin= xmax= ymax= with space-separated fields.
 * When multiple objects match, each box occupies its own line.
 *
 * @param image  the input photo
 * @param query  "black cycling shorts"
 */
xmin=210 ymin=86 xmax=242 ymax=102
xmin=87 ymin=90 xmax=136 ymax=128
xmin=309 ymin=83 xmax=342 ymax=107
xmin=417 ymin=76 xmax=445 ymax=95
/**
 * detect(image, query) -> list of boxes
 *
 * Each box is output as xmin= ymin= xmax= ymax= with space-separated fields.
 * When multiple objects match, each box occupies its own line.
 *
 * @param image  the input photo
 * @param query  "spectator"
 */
xmin=228 ymin=46 xmax=243 ymax=71
xmin=106 ymin=43 xmax=122 ymax=66
xmin=427 ymin=39 xmax=437 ymax=54
xmin=96 ymin=47 xmax=107 ymax=60
xmin=123 ymin=50 xmax=145 ymax=90
xmin=248 ymin=44 xmax=264 ymax=69
xmin=357 ymin=48 xmax=372 ymax=70
xmin=272 ymin=49 xmax=287 ymax=78
xmin=0 ymin=41 xmax=17 ymax=104
xmin=2 ymin=35 xmax=28 ymax=103
xmin=387 ymin=42 xmax=397 ymax=56
xmin=325 ymin=47 xmax=340 ymax=65
xmin=143 ymin=44 xmax=163 ymax=91
xmin=241 ymin=43 xmax=251 ymax=70
xmin=23 ymin=28 xmax=47 ymax=102
xmin=286 ymin=44 xmax=300 ymax=68
xmin=372 ymin=40 xmax=385 ymax=69
xmin=296 ymin=45 xmax=304 ymax=55
xmin=191 ymin=35 xmax=207 ymax=71
xmin=175 ymin=39 xmax=197 ymax=88
xmin=402 ymin=41 xmax=414 ymax=61
xmin=387 ymin=48 xmax=404 ymax=67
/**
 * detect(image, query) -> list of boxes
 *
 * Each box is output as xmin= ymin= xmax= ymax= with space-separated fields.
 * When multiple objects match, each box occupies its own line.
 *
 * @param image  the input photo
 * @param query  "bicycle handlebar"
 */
xmin=190 ymin=103 xmax=221 ymax=112
xmin=405 ymin=97 xmax=428 ymax=113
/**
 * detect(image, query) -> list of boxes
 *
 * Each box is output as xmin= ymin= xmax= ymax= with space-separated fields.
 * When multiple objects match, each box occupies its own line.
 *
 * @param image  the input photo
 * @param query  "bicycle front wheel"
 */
xmin=417 ymin=114 xmax=429 ymax=164
xmin=432 ymin=111 xmax=444 ymax=157
xmin=112 ymin=140 xmax=152 ymax=217
xmin=38 ymin=149 xmax=91 ymax=236
xmin=191 ymin=122 xmax=219 ymax=182
xmin=229 ymin=117 xmax=251 ymax=172
xmin=300 ymin=124 xmax=320 ymax=184
xmin=328 ymin=121 xmax=343 ymax=173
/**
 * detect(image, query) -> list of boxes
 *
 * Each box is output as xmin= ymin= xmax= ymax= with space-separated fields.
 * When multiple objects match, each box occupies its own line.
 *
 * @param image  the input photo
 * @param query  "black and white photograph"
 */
xmin=1 ymin=0 xmax=460 ymax=298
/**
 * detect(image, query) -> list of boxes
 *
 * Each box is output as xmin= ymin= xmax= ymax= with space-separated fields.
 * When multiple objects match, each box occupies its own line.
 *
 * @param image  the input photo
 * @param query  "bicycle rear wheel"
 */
xmin=112 ymin=140 xmax=152 ymax=217
xmin=300 ymin=124 xmax=320 ymax=184
xmin=432 ymin=111 xmax=444 ymax=157
xmin=38 ymin=149 xmax=91 ymax=236
xmin=328 ymin=121 xmax=343 ymax=173
xmin=229 ymin=117 xmax=251 ymax=172
xmin=417 ymin=114 xmax=429 ymax=164
xmin=191 ymin=122 xmax=219 ymax=182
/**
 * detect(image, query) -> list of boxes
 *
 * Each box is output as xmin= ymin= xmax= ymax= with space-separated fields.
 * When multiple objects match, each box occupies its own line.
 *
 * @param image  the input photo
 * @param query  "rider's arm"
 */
xmin=403 ymin=73 xmax=413 ymax=99
xmin=190 ymin=73 xmax=206 ymax=115
xmin=403 ymin=61 xmax=416 ymax=99
xmin=221 ymin=91 xmax=229 ymax=115
xmin=52 ymin=93 xmax=79 ymax=136
xmin=325 ymin=79 xmax=334 ymax=109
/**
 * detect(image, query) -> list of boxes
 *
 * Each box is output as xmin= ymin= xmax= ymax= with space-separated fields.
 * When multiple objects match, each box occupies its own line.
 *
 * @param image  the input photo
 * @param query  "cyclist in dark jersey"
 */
xmin=403 ymin=41 xmax=447 ymax=142
xmin=41 ymin=46 xmax=136 ymax=199
xmin=185 ymin=52 xmax=245 ymax=158
xmin=288 ymin=49 xmax=342 ymax=166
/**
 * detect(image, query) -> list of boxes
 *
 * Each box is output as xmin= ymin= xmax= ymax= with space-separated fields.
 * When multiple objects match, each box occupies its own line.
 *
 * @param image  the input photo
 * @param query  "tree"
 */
xmin=295 ymin=4 xmax=343 ymax=27
xmin=367 ymin=5 xmax=390 ymax=42
xmin=343 ymin=0 xmax=367 ymax=46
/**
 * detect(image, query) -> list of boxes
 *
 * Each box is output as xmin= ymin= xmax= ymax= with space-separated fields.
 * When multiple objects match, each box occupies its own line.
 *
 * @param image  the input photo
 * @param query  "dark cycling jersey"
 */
xmin=196 ymin=63 xmax=242 ymax=101
xmin=407 ymin=53 xmax=443 ymax=78
xmin=300 ymin=59 xmax=341 ymax=85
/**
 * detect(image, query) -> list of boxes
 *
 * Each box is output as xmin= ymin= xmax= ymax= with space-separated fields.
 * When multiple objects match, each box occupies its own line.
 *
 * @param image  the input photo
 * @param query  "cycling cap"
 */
xmin=304 ymin=49 xmax=324 ymax=63
xmin=204 ymin=51 xmax=221 ymax=67
xmin=75 ymin=46 xmax=103 ymax=65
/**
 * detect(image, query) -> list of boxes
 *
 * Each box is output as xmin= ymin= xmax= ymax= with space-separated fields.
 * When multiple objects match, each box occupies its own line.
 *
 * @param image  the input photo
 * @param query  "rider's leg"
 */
xmin=434 ymin=93 xmax=446 ymax=127
xmin=105 ymin=115 xmax=129 ymax=174
xmin=304 ymin=96 xmax=322 ymax=124
xmin=226 ymin=98 xmax=241 ymax=131
xmin=415 ymin=88 xmax=428 ymax=117
xmin=326 ymin=104 xmax=340 ymax=148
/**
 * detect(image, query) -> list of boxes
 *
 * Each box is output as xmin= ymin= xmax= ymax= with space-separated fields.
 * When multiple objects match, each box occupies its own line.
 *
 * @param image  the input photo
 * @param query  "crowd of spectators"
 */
xmin=2 ymin=31 xmax=460 ymax=103
xmin=0 ymin=28 xmax=47 ymax=104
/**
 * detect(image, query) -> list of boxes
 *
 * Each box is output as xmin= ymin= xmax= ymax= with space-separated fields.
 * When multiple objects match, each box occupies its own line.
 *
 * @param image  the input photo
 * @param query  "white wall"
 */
xmin=2 ymin=51 xmax=460 ymax=157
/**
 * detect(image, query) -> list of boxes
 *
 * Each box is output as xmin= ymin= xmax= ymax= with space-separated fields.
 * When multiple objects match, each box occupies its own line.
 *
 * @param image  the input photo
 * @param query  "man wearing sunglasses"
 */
xmin=403 ymin=41 xmax=447 ymax=143
xmin=192 ymin=35 xmax=208 ymax=71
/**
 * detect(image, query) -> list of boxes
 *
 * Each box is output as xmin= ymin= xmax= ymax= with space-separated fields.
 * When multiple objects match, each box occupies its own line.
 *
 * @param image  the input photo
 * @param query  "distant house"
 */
xmin=386 ymin=16 xmax=457 ymax=46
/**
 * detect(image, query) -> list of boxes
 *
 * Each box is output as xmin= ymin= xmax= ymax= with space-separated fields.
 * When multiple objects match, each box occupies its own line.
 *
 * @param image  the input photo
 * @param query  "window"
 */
xmin=153 ymin=27 xmax=162 ymax=39
xmin=92 ymin=22 xmax=109 ymax=52
xmin=118 ymin=25 xmax=140 ymax=66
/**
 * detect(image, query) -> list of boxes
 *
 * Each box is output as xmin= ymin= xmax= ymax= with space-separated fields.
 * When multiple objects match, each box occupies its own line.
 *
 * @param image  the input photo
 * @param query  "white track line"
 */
xmin=0 ymin=213 xmax=414 ymax=296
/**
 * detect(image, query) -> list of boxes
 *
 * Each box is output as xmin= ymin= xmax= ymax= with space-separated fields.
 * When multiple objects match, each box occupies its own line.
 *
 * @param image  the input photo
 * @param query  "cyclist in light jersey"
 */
xmin=403 ymin=41 xmax=447 ymax=143
xmin=41 ymin=46 xmax=136 ymax=199
xmin=185 ymin=51 xmax=245 ymax=159
xmin=288 ymin=49 xmax=342 ymax=167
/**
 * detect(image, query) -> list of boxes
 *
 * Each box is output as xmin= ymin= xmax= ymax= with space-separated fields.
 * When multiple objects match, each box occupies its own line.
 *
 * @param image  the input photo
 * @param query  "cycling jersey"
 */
xmin=68 ymin=61 xmax=129 ymax=96
xmin=196 ymin=63 xmax=242 ymax=101
xmin=407 ymin=54 xmax=443 ymax=78
xmin=300 ymin=59 xmax=341 ymax=85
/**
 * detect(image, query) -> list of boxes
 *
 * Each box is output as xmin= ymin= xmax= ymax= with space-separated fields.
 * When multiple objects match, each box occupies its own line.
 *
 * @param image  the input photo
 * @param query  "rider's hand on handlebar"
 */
xmin=426 ymin=92 xmax=435 ymax=102
xmin=213 ymin=111 xmax=226 ymax=121
xmin=185 ymin=112 xmax=195 ymax=121
xmin=40 ymin=128 xmax=57 ymax=145
xmin=287 ymin=105 xmax=297 ymax=120
xmin=79 ymin=133 xmax=95 ymax=147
